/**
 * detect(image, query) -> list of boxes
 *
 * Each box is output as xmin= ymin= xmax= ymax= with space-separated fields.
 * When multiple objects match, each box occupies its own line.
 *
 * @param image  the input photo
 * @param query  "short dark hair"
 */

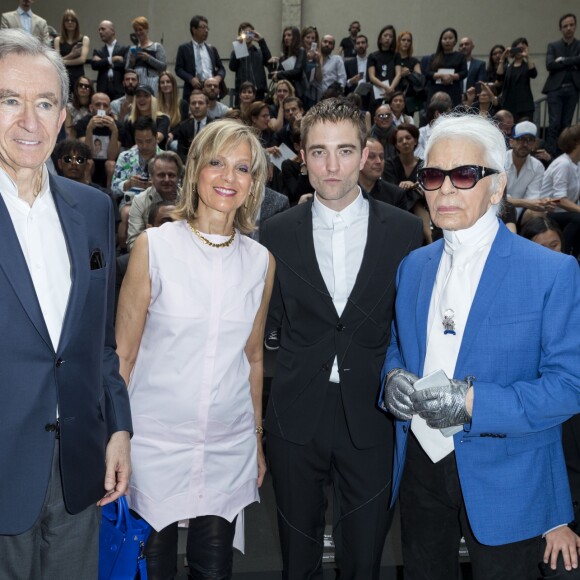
xmin=190 ymin=15 xmax=208 ymax=35
xmin=148 ymin=200 xmax=176 ymax=227
xmin=389 ymin=91 xmax=405 ymax=102
xmin=390 ymin=123 xmax=420 ymax=147
xmin=238 ymin=22 xmax=254 ymax=35
xmin=559 ymin=13 xmax=576 ymax=28
xmin=239 ymin=81 xmax=257 ymax=94
xmin=356 ymin=34 xmax=368 ymax=44
xmin=300 ymin=97 xmax=367 ymax=151
xmin=283 ymin=96 xmax=303 ymax=110
xmin=511 ymin=37 xmax=528 ymax=48
xmin=55 ymin=139 xmax=92 ymax=160
xmin=558 ymin=124 xmax=580 ymax=154
xmin=133 ymin=116 xmax=156 ymax=137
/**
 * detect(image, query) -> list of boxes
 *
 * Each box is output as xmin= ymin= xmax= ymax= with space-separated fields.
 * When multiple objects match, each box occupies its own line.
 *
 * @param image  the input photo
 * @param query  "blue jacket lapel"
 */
xmin=50 ymin=176 xmax=90 ymax=355
xmin=0 ymin=194 xmax=53 ymax=350
xmin=416 ymin=241 xmax=443 ymax=375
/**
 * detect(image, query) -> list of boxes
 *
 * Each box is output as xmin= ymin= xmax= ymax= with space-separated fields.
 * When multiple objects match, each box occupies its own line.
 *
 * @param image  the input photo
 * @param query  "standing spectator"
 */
xmin=54 ymin=9 xmax=90 ymax=98
xmin=311 ymin=34 xmax=347 ymax=99
xmin=395 ymin=31 xmax=424 ymax=115
xmin=459 ymin=36 xmax=487 ymax=94
xmin=368 ymin=25 xmax=400 ymax=109
xmin=91 ymin=20 xmax=128 ymax=101
xmin=497 ymin=38 xmax=537 ymax=122
xmin=270 ymin=27 xmax=307 ymax=103
xmin=486 ymin=44 xmax=506 ymax=92
xmin=229 ymin=21 xmax=272 ymax=104
xmin=344 ymin=34 xmax=369 ymax=97
xmin=175 ymin=15 xmax=225 ymax=104
xmin=425 ymin=27 xmax=467 ymax=107
xmin=339 ymin=20 xmax=361 ymax=58
xmin=1 ymin=0 xmax=49 ymax=44
xmin=126 ymin=16 xmax=166 ymax=96
xmin=543 ymin=14 xmax=580 ymax=156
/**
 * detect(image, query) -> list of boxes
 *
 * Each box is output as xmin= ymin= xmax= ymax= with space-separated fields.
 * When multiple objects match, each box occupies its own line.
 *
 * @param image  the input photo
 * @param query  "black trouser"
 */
xmin=399 ymin=432 xmax=580 ymax=580
xmin=267 ymin=381 xmax=394 ymax=580
xmin=145 ymin=515 xmax=237 ymax=580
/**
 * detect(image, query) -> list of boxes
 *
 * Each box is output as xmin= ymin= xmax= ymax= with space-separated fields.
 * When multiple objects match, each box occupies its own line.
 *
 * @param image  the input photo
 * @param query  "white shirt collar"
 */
xmin=17 ymin=6 xmax=31 ymax=16
xmin=443 ymin=205 xmax=499 ymax=256
xmin=312 ymin=187 xmax=365 ymax=229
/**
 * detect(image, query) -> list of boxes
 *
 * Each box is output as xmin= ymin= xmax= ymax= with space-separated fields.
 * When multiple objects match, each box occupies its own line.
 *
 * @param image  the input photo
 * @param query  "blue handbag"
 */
xmin=99 ymin=496 xmax=152 ymax=580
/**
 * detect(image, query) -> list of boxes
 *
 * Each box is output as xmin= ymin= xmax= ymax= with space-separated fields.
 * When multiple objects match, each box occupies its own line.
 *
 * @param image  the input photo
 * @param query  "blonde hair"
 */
xmin=273 ymin=80 xmax=295 ymax=106
xmin=173 ymin=119 xmax=268 ymax=235
xmin=131 ymin=16 xmax=149 ymax=31
xmin=158 ymin=72 xmax=182 ymax=128
xmin=129 ymin=93 xmax=162 ymax=124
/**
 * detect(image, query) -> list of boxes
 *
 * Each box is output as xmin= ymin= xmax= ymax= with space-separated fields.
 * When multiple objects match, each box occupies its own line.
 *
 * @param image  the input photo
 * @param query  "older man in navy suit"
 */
xmin=0 ymin=30 xmax=132 ymax=578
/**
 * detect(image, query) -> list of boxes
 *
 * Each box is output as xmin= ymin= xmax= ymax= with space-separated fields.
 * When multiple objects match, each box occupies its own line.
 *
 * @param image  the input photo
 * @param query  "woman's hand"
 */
xmin=544 ymin=526 xmax=580 ymax=571
xmin=399 ymin=180 xmax=416 ymax=190
xmin=256 ymin=436 xmax=267 ymax=488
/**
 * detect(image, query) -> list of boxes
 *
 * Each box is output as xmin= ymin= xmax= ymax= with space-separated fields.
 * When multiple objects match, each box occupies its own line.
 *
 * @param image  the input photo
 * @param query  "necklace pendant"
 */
xmin=442 ymin=309 xmax=456 ymax=335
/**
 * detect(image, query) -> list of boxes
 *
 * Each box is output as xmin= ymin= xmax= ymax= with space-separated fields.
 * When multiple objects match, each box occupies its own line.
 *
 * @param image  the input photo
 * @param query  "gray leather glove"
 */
xmin=385 ymin=369 xmax=420 ymax=421
xmin=411 ymin=378 xmax=472 ymax=429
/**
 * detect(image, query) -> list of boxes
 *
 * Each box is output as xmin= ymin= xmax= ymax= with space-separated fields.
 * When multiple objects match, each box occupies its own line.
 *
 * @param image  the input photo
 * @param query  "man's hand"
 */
xmin=544 ymin=526 xmax=580 ymax=571
xmin=98 ymin=431 xmax=131 ymax=507
xmin=412 ymin=379 xmax=472 ymax=428
xmin=386 ymin=369 xmax=419 ymax=420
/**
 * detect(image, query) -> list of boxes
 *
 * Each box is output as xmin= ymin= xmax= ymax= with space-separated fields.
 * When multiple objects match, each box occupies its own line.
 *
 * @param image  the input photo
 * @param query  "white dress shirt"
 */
xmin=504 ymin=150 xmax=545 ymax=217
xmin=192 ymin=40 xmax=213 ymax=82
xmin=17 ymin=7 xmax=32 ymax=33
xmin=0 ymin=166 xmax=71 ymax=351
xmin=106 ymin=39 xmax=117 ymax=78
xmin=540 ymin=153 xmax=580 ymax=209
xmin=412 ymin=207 xmax=499 ymax=462
xmin=312 ymin=189 xmax=369 ymax=383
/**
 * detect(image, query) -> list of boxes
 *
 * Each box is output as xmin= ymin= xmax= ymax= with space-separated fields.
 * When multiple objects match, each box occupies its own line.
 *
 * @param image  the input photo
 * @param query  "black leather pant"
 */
xmin=145 ymin=515 xmax=237 ymax=580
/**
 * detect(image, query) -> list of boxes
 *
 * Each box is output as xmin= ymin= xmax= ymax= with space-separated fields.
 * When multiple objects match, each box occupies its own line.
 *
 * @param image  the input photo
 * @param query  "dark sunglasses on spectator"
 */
xmin=377 ymin=113 xmax=392 ymax=119
xmin=78 ymin=83 xmax=91 ymax=90
xmin=62 ymin=155 xmax=87 ymax=165
xmin=418 ymin=165 xmax=500 ymax=191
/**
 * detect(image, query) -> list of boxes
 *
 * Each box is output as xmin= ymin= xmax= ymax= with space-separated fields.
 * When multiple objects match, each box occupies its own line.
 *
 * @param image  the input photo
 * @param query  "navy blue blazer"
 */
xmin=381 ymin=223 xmax=580 ymax=545
xmin=0 ymin=175 xmax=132 ymax=535
xmin=465 ymin=58 xmax=487 ymax=90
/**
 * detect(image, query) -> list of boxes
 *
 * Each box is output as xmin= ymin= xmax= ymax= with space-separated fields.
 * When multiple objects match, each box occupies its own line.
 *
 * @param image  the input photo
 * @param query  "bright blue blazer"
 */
xmin=381 ymin=222 xmax=580 ymax=546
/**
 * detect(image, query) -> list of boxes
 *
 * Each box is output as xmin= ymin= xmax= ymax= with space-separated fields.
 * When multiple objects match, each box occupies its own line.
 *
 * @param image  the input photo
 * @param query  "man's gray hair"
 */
xmin=0 ymin=29 xmax=69 ymax=108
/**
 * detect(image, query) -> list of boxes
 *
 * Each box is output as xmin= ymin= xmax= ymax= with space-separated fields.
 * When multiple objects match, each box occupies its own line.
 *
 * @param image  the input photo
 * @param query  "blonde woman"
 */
xmin=54 ymin=9 xmax=90 ymax=98
xmin=123 ymin=84 xmax=170 ymax=148
xmin=117 ymin=119 xmax=275 ymax=579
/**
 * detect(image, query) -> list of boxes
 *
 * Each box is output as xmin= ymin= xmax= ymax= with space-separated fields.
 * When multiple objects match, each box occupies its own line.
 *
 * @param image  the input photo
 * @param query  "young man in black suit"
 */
xmin=260 ymin=98 xmax=422 ymax=578
xmin=543 ymin=13 xmax=580 ymax=155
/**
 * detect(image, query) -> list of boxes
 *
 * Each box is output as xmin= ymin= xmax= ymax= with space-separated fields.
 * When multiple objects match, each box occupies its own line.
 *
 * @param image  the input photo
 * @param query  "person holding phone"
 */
xmin=496 ymin=37 xmax=537 ymax=122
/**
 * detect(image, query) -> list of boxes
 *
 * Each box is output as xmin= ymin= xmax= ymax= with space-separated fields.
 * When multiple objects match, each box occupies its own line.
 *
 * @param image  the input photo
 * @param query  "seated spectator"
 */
xmin=280 ymin=122 xmax=312 ymax=204
xmin=111 ymin=68 xmax=138 ymax=121
xmin=126 ymin=152 xmax=183 ymax=250
xmin=358 ymin=137 xmax=407 ymax=210
xmin=112 ymin=116 xmax=161 ymax=203
xmin=65 ymin=76 xmax=93 ymax=138
xmin=74 ymin=92 xmax=123 ymax=188
xmin=238 ymin=80 xmax=257 ymax=117
xmin=464 ymin=81 xmax=499 ymax=117
xmin=390 ymin=91 xmax=414 ymax=126
xmin=250 ymin=185 xmax=290 ymax=241
xmin=493 ymin=109 xmax=515 ymax=146
xmin=169 ymin=90 xmax=211 ymax=161
xmin=520 ymin=216 xmax=564 ymax=253
xmin=416 ymin=93 xmax=453 ymax=157
xmin=158 ymin=71 xmax=189 ymax=131
xmin=123 ymin=84 xmax=170 ymax=149
xmin=273 ymin=96 xmax=304 ymax=149
xmin=245 ymin=101 xmax=280 ymax=157
xmin=229 ymin=22 xmax=272 ymax=104
xmin=345 ymin=93 xmax=371 ymax=132
xmin=203 ymin=77 xmax=230 ymax=120
xmin=424 ymin=27 xmax=467 ymax=107
xmin=370 ymin=103 xmax=396 ymax=158
xmin=504 ymin=121 xmax=546 ymax=221
xmin=537 ymin=124 xmax=580 ymax=256
xmin=268 ymin=79 xmax=295 ymax=118
xmin=496 ymin=38 xmax=537 ymax=122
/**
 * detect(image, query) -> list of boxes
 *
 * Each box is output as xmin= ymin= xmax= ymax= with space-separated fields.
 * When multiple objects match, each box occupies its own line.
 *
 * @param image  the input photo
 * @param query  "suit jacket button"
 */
xmin=402 ymin=425 xmax=408 ymax=433
xmin=321 ymin=363 xmax=330 ymax=371
xmin=55 ymin=358 xmax=64 ymax=367
xmin=336 ymin=323 xmax=344 ymax=331
xmin=45 ymin=423 xmax=56 ymax=432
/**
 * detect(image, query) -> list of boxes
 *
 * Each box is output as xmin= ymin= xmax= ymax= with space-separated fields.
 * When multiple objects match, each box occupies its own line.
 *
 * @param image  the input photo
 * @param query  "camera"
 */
xmin=510 ymin=47 xmax=522 ymax=55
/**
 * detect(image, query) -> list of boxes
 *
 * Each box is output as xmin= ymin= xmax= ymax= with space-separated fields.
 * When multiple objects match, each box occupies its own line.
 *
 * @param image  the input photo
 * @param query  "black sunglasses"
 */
xmin=78 ymin=83 xmax=91 ymax=90
xmin=377 ymin=113 xmax=392 ymax=119
xmin=418 ymin=165 xmax=500 ymax=191
xmin=62 ymin=155 xmax=86 ymax=165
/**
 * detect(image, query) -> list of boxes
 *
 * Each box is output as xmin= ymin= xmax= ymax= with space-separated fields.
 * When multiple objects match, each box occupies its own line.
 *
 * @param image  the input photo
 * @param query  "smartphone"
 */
xmin=97 ymin=109 xmax=106 ymax=117
xmin=510 ymin=46 xmax=522 ymax=55
xmin=311 ymin=42 xmax=317 ymax=51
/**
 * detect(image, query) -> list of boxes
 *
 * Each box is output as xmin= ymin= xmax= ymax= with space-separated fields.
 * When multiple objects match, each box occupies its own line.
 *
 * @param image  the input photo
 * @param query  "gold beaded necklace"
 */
xmin=189 ymin=223 xmax=236 ymax=248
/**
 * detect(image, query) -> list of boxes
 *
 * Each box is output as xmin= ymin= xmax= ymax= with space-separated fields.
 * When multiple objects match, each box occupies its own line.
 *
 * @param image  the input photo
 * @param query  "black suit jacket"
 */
xmin=465 ymin=58 xmax=487 ymax=90
xmin=175 ymin=41 xmax=226 ymax=102
xmin=91 ymin=42 xmax=129 ymax=100
xmin=0 ymin=175 xmax=132 ymax=534
xmin=542 ymin=38 xmax=580 ymax=93
xmin=260 ymin=195 xmax=422 ymax=449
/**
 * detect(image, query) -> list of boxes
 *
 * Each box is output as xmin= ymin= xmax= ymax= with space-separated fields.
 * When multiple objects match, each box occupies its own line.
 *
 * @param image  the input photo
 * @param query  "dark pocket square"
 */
xmin=90 ymin=248 xmax=105 ymax=270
